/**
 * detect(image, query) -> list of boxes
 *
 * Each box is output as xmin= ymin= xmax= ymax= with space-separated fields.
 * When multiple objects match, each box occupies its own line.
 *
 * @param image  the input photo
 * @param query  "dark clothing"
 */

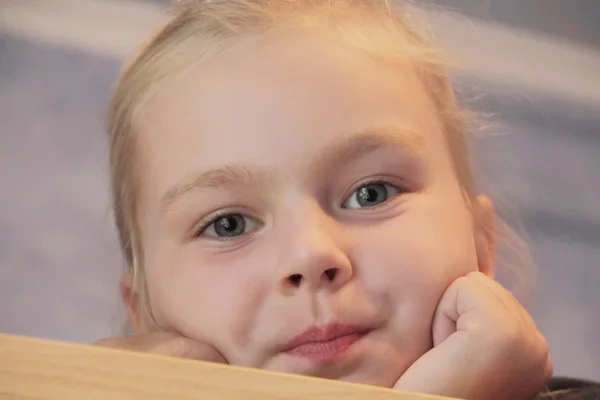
xmin=535 ymin=377 xmax=600 ymax=400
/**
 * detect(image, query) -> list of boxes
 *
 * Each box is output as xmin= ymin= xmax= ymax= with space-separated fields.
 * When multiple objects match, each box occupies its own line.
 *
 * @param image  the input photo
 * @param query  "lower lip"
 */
xmin=286 ymin=333 xmax=365 ymax=363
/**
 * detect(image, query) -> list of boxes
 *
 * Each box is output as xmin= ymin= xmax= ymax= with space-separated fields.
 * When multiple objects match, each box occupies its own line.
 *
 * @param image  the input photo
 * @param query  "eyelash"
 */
xmin=194 ymin=210 xmax=231 ymax=238
xmin=192 ymin=178 xmax=408 ymax=239
xmin=347 ymin=178 xmax=408 ymax=199
xmin=356 ymin=177 xmax=403 ymax=189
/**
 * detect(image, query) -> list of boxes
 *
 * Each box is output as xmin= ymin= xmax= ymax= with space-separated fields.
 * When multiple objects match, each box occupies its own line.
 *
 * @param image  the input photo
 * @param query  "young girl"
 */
xmin=94 ymin=1 xmax=597 ymax=399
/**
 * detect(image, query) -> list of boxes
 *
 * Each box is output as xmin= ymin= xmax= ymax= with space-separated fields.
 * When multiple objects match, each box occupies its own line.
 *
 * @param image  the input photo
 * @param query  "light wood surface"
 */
xmin=0 ymin=334 xmax=453 ymax=400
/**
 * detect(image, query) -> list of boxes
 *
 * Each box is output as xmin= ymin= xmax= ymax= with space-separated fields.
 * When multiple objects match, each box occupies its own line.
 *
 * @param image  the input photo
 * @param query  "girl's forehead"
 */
xmin=138 ymin=32 xmax=445 ymax=204
xmin=143 ymin=31 xmax=438 ymax=140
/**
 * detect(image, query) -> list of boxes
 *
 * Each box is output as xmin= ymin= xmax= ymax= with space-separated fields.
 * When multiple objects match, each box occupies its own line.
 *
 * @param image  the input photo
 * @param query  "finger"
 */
xmin=93 ymin=332 xmax=176 ymax=352
xmin=155 ymin=337 xmax=227 ymax=363
xmin=394 ymin=333 xmax=485 ymax=399
xmin=93 ymin=333 xmax=228 ymax=364
xmin=468 ymin=272 xmax=534 ymax=328
xmin=431 ymin=281 xmax=459 ymax=346
xmin=435 ymin=275 xmax=499 ymax=332
xmin=468 ymin=271 xmax=519 ymax=311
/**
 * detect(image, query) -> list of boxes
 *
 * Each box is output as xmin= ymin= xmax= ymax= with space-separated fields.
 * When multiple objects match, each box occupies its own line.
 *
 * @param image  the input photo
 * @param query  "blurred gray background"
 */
xmin=1 ymin=0 xmax=599 ymax=381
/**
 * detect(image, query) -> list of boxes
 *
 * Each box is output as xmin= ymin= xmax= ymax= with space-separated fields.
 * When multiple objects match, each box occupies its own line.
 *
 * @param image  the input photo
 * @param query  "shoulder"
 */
xmin=535 ymin=377 xmax=600 ymax=400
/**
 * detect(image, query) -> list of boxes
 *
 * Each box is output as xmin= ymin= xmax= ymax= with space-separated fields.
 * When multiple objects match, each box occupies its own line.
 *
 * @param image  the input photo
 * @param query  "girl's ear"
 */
xmin=474 ymin=195 xmax=496 ymax=279
xmin=120 ymin=273 xmax=144 ymax=333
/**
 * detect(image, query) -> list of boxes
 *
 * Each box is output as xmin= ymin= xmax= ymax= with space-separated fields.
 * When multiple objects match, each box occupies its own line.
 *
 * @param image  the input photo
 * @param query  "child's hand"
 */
xmin=394 ymin=271 xmax=552 ymax=400
xmin=93 ymin=332 xmax=227 ymax=363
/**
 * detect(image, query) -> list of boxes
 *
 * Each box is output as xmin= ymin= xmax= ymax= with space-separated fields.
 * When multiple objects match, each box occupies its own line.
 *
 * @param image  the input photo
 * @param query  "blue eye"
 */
xmin=343 ymin=182 xmax=400 ymax=209
xmin=201 ymin=213 xmax=259 ymax=238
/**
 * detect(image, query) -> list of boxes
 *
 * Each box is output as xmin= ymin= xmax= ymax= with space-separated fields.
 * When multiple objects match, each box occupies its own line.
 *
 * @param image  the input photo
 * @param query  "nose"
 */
xmin=277 ymin=201 xmax=353 ymax=294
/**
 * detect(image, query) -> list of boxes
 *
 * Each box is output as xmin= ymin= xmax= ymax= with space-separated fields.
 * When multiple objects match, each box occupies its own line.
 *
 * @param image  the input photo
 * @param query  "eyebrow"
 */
xmin=159 ymin=127 xmax=425 ymax=214
xmin=160 ymin=165 xmax=267 ymax=214
xmin=314 ymin=126 xmax=425 ymax=172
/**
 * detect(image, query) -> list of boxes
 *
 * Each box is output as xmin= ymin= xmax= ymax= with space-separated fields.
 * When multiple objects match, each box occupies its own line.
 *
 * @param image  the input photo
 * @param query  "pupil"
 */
xmin=215 ymin=214 xmax=244 ymax=237
xmin=220 ymin=217 xmax=237 ymax=231
xmin=359 ymin=186 xmax=381 ymax=204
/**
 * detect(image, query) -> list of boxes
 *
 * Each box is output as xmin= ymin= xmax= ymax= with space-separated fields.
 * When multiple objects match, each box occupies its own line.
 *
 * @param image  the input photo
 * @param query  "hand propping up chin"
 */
xmin=394 ymin=272 xmax=552 ymax=400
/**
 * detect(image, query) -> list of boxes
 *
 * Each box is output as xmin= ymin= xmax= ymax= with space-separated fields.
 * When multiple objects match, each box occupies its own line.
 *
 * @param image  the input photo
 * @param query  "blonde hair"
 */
xmin=107 ymin=0 xmax=534 ymax=326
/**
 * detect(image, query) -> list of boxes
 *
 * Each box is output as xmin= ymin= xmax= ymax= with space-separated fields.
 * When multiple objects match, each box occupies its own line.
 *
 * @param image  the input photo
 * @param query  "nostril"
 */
xmin=324 ymin=268 xmax=337 ymax=281
xmin=288 ymin=274 xmax=302 ymax=287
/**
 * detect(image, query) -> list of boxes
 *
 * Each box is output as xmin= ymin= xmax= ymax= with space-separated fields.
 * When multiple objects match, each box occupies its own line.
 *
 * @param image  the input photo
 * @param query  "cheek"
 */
xmin=144 ymin=244 xmax=269 ymax=355
xmin=351 ymin=200 xmax=478 ymax=345
xmin=357 ymin=201 xmax=477 ymax=282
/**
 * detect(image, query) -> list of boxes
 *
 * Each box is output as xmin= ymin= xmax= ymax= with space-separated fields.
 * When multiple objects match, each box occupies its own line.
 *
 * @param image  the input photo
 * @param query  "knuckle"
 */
xmin=450 ymin=276 xmax=470 ymax=291
xmin=458 ymin=274 xmax=474 ymax=285
xmin=466 ymin=271 xmax=483 ymax=279
xmin=168 ymin=337 xmax=195 ymax=358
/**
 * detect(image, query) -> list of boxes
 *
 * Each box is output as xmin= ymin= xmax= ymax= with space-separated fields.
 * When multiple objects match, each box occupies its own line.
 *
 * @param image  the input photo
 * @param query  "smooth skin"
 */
xmin=97 ymin=30 xmax=551 ymax=399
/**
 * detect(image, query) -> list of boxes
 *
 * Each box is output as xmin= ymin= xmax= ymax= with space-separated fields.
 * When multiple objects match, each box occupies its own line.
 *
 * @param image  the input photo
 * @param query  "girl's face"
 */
xmin=129 ymin=32 xmax=495 ymax=387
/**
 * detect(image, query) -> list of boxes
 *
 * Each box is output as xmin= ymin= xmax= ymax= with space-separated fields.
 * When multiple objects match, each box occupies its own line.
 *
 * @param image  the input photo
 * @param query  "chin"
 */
xmin=262 ymin=346 xmax=405 ymax=389
xmin=266 ymin=361 xmax=399 ymax=388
